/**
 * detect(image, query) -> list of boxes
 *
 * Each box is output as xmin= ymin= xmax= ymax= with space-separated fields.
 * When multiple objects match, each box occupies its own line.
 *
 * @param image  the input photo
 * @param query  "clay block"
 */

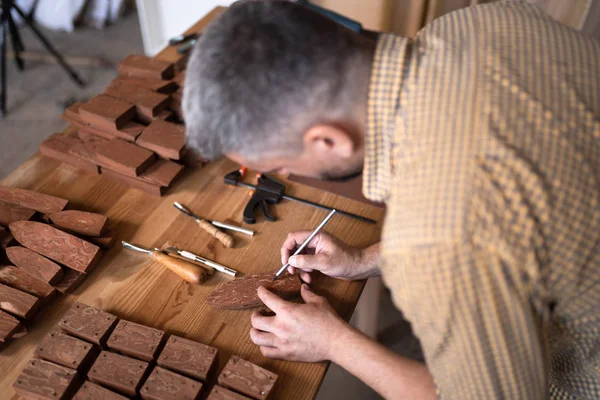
xmin=106 ymin=319 xmax=165 ymax=362
xmin=88 ymin=229 xmax=117 ymax=249
xmin=50 ymin=210 xmax=108 ymax=238
xmin=119 ymin=54 xmax=175 ymax=80
xmin=0 ymin=309 xmax=21 ymax=342
xmin=136 ymin=120 xmax=185 ymax=160
xmin=88 ymin=351 xmax=150 ymax=396
xmin=96 ymin=138 xmax=156 ymax=177
xmin=64 ymin=101 xmax=84 ymax=121
xmin=100 ymin=168 xmax=165 ymax=197
xmin=114 ymin=76 xmax=178 ymax=94
xmin=0 ymin=200 xmax=36 ymax=226
xmin=105 ymin=81 xmax=170 ymax=120
xmin=0 ymin=186 xmax=68 ymax=215
xmin=40 ymin=133 xmax=100 ymax=175
xmin=207 ymin=385 xmax=253 ymax=400
xmin=13 ymin=359 xmax=80 ymax=400
xmin=157 ymin=335 xmax=218 ymax=382
xmin=112 ymin=121 xmax=145 ymax=142
xmin=206 ymin=272 xmax=302 ymax=310
xmin=10 ymin=221 xmax=102 ymax=274
xmin=59 ymin=302 xmax=118 ymax=345
xmin=141 ymin=366 xmax=203 ymax=400
xmin=69 ymin=131 xmax=110 ymax=166
xmin=218 ymin=356 xmax=278 ymax=400
xmin=54 ymin=269 xmax=86 ymax=294
xmin=138 ymin=159 xmax=184 ymax=187
xmin=35 ymin=330 xmax=98 ymax=372
xmin=6 ymin=246 xmax=64 ymax=284
xmin=79 ymin=94 xmax=136 ymax=131
xmin=137 ymin=109 xmax=175 ymax=125
xmin=74 ymin=381 xmax=128 ymax=400
xmin=0 ymin=265 xmax=56 ymax=298
xmin=0 ymin=283 xmax=40 ymax=319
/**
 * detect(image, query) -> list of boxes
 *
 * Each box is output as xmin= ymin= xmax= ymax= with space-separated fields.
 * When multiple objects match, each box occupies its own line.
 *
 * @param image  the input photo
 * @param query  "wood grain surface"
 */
xmin=0 ymin=283 xmax=40 ymax=319
xmin=0 ymin=7 xmax=384 ymax=400
xmin=49 ymin=210 xmax=108 ymax=237
xmin=140 ymin=366 xmax=203 ymax=400
xmin=0 ymin=310 xmax=21 ymax=342
xmin=5 ymin=245 xmax=65 ymax=284
xmin=0 ymin=185 xmax=68 ymax=214
xmin=0 ymin=201 xmax=36 ymax=227
xmin=0 ymin=265 xmax=56 ymax=298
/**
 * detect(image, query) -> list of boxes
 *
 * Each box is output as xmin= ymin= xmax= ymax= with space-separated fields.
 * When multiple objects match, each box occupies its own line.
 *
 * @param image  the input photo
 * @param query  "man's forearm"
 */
xmin=358 ymin=242 xmax=382 ymax=278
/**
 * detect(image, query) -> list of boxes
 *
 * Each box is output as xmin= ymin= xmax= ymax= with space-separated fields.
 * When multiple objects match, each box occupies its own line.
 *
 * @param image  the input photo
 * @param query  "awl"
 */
xmin=122 ymin=241 xmax=207 ymax=284
xmin=165 ymin=246 xmax=238 ymax=277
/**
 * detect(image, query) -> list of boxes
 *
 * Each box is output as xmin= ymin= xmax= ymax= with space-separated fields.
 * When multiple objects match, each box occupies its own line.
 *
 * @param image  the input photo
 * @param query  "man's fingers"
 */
xmin=251 ymin=311 xmax=276 ymax=333
xmin=257 ymin=286 xmax=292 ymax=313
xmin=300 ymin=283 xmax=325 ymax=304
xmin=280 ymin=231 xmax=320 ymax=264
xmin=249 ymin=328 xmax=278 ymax=347
xmin=259 ymin=346 xmax=284 ymax=359
xmin=299 ymin=271 xmax=312 ymax=283
xmin=289 ymin=254 xmax=326 ymax=271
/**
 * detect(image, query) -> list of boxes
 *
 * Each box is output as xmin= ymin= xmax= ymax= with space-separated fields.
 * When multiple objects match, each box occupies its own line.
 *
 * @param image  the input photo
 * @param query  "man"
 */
xmin=183 ymin=1 xmax=600 ymax=398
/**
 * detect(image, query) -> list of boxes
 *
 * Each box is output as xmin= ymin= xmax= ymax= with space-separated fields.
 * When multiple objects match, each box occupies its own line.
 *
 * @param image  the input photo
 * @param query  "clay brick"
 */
xmin=207 ymin=385 xmax=253 ymax=400
xmin=5 ymin=246 xmax=64 ymax=284
xmin=59 ymin=302 xmax=118 ymax=345
xmin=35 ymin=330 xmax=98 ymax=372
xmin=0 ymin=186 xmax=68 ymax=215
xmin=0 ymin=309 xmax=21 ymax=342
xmin=96 ymin=138 xmax=156 ymax=177
xmin=217 ymin=356 xmax=278 ymax=400
xmin=119 ymin=54 xmax=175 ymax=80
xmin=88 ymin=351 xmax=150 ymax=396
xmin=157 ymin=335 xmax=218 ymax=382
xmin=105 ymin=80 xmax=169 ymax=121
xmin=137 ymin=109 xmax=175 ymax=125
xmin=9 ymin=221 xmax=102 ymax=274
xmin=0 ymin=200 xmax=35 ymax=226
xmin=79 ymin=94 xmax=136 ymax=131
xmin=106 ymin=319 xmax=166 ymax=362
xmin=138 ymin=159 xmax=184 ymax=187
xmin=100 ymin=168 xmax=165 ymax=197
xmin=0 ymin=265 xmax=56 ymax=298
xmin=13 ymin=358 xmax=80 ymax=400
xmin=113 ymin=76 xmax=178 ymax=94
xmin=136 ymin=120 xmax=185 ymax=160
xmin=54 ymin=269 xmax=86 ymax=294
xmin=112 ymin=121 xmax=145 ymax=142
xmin=0 ymin=283 xmax=40 ymax=319
xmin=40 ymin=133 xmax=100 ymax=175
xmin=140 ymin=366 xmax=203 ymax=400
xmin=49 ymin=210 xmax=108 ymax=237
xmin=74 ymin=381 xmax=128 ymax=400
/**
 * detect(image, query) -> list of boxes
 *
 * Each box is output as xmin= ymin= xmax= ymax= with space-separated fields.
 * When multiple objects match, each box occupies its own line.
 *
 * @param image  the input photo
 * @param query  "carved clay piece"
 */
xmin=0 ymin=283 xmax=40 ymax=319
xmin=0 ymin=200 xmax=36 ymax=226
xmin=5 ymin=246 xmax=64 ymax=284
xmin=59 ymin=302 xmax=118 ymax=345
xmin=13 ymin=359 xmax=80 ymax=400
xmin=49 ymin=210 xmax=108 ymax=237
xmin=35 ymin=330 xmax=98 ymax=371
xmin=207 ymin=385 xmax=253 ymax=400
xmin=136 ymin=120 xmax=185 ymax=160
xmin=0 ymin=186 xmax=68 ymax=214
xmin=140 ymin=366 xmax=203 ymax=400
xmin=74 ymin=381 xmax=128 ymax=400
xmin=217 ymin=356 xmax=278 ymax=400
xmin=88 ymin=351 xmax=150 ymax=396
xmin=157 ymin=335 xmax=218 ymax=382
xmin=0 ymin=265 xmax=56 ymax=298
xmin=106 ymin=319 xmax=166 ymax=362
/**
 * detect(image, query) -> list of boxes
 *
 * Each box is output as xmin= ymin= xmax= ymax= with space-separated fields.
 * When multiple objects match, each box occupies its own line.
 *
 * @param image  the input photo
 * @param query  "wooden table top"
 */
xmin=0 ymin=7 xmax=383 ymax=400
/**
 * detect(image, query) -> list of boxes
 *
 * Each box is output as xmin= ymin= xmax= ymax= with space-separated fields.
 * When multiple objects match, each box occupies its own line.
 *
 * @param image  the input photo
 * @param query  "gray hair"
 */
xmin=183 ymin=0 xmax=371 ymax=161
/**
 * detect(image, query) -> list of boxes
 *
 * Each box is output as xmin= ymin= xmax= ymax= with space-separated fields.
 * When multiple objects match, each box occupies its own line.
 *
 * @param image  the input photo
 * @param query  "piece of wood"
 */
xmin=0 ymin=310 xmax=21 ymax=343
xmin=172 ymin=72 xmax=185 ymax=87
xmin=150 ymin=250 xmax=207 ymax=284
xmin=119 ymin=54 xmax=175 ymax=80
xmin=138 ymin=159 xmax=184 ymax=187
xmin=168 ymin=90 xmax=184 ymax=121
xmin=0 ymin=233 xmax=15 ymax=249
xmin=106 ymin=319 xmax=166 ymax=362
xmin=73 ymin=381 xmax=128 ymax=400
xmin=206 ymin=272 xmax=302 ymax=310
xmin=10 ymin=221 xmax=102 ymax=274
xmin=0 ymin=265 xmax=56 ymax=298
xmin=218 ymin=356 xmax=278 ymax=400
xmin=35 ymin=330 xmax=98 ymax=372
xmin=5 ymin=246 xmax=64 ymax=284
xmin=49 ymin=210 xmax=108 ymax=238
xmin=0 ymin=186 xmax=68 ymax=215
xmin=79 ymin=94 xmax=136 ymax=131
xmin=13 ymin=359 xmax=80 ymax=400
xmin=88 ymin=350 xmax=150 ymax=396
xmin=112 ymin=121 xmax=145 ymax=142
xmin=157 ymin=335 xmax=218 ymax=382
xmin=0 ymin=201 xmax=36 ymax=227
xmin=0 ymin=283 xmax=40 ymax=319
xmin=40 ymin=133 xmax=101 ymax=175
xmin=140 ymin=366 xmax=203 ymax=400
xmin=207 ymin=385 xmax=253 ymax=400
xmin=88 ymin=229 xmax=117 ymax=249
xmin=105 ymin=80 xmax=170 ymax=120
xmin=136 ymin=120 xmax=185 ymax=160
xmin=59 ymin=302 xmax=119 ymax=345
xmin=96 ymin=138 xmax=156 ymax=178
xmin=100 ymin=168 xmax=165 ymax=196
xmin=113 ymin=76 xmax=179 ymax=94
xmin=54 ymin=269 xmax=86 ymax=294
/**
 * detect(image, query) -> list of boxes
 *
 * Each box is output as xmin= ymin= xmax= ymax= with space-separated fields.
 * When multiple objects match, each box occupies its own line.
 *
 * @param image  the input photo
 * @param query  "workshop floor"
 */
xmin=0 ymin=13 xmax=422 ymax=400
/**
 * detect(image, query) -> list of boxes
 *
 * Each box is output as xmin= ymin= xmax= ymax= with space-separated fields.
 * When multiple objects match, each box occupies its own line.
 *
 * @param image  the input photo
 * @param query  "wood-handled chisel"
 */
xmin=165 ymin=246 xmax=238 ymax=277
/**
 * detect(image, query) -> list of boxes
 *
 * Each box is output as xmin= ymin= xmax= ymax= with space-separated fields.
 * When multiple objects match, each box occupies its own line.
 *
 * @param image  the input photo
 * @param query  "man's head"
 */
xmin=183 ymin=0 xmax=375 ymax=180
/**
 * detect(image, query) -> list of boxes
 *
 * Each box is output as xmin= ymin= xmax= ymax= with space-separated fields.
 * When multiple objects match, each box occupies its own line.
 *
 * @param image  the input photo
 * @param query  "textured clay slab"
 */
xmin=74 ymin=381 xmax=128 ymax=400
xmin=157 ymin=335 xmax=218 ymax=381
xmin=136 ymin=120 xmax=185 ymax=160
xmin=105 ymin=80 xmax=169 ymax=119
xmin=0 ymin=265 xmax=56 ymax=298
xmin=138 ymin=159 xmax=184 ymax=187
xmin=59 ymin=302 xmax=118 ymax=345
xmin=0 ymin=200 xmax=36 ymax=226
xmin=206 ymin=273 xmax=302 ymax=310
xmin=5 ymin=246 xmax=64 ymax=284
xmin=140 ymin=366 xmax=203 ymax=400
xmin=88 ymin=350 xmax=150 ymax=396
xmin=107 ymin=319 xmax=165 ymax=362
xmin=218 ymin=356 xmax=278 ymax=400
xmin=50 ymin=210 xmax=108 ymax=237
xmin=0 ymin=283 xmax=40 ymax=319
xmin=79 ymin=94 xmax=136 ymax=131
xmin=35 ymin=330 xmax=98 ymax=371
xmin=0 ymin=309 xmax=21 ymax=342
xmin=207 ymin=385 xmax=253 ymax=400
xmin=100 ymin=168 xmax=165 ymax=197
xmin=0 ymin=186 xmax=68 ymax=215
xmin=113 ymin=76 xmax=178 ymax=94
xmin=13 ymin=359 xmax=80 ymax=399
xmin=54 ymin=269 xmax=86 ymax=294
xmin=119 ymin=54 xmax=175 ymax=80
xmin=40 ymin=133 xmax=100 ymax=175
xmin=10 ymin=221 xmax=102 ymax=273
xmin=96 ymin=138 xmax=156 ymax=177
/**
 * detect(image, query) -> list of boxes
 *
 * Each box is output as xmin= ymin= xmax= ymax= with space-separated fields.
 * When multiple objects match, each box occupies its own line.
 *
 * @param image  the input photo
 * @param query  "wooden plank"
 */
xmin=0 ymin=201 xmax=36 ymax=227
xmin=0 ymin=310 xmax=21 ymax=343
xmin=96 ymin=139 xmax=156 ymax=178
xmin=0 ymin=186 xmax=68 ymax=214
xmin=136 ymin=120 xmax=185 ymax=160
xmin=49 ymin=210 xmax=108 ymax=238
xmin=5 ymin=245 xmax=64 ymax=284
xmin=0 ymin=283 xmax=40 ymax=319
xmin=119 ymin=55 xmax=175 ymax=80
xmin=0 ymin=265 xmax=56 ymax=298
xmin=79 ymin=94 xmax=136 ymax=132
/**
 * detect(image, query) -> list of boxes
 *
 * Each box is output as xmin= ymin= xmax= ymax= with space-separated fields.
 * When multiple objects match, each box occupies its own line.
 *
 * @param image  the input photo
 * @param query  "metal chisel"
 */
xmin=165 ymin=246 xmax=238 ymax=277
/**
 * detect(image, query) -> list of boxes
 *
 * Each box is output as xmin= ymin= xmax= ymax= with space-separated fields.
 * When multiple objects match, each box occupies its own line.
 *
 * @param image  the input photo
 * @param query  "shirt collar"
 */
xmin=363 ymin=34 xmax=410 ymax=202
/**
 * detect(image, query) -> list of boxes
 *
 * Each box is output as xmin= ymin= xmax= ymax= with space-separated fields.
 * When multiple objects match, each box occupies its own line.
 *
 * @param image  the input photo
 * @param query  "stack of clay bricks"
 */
xmin=13 ymin=302 xmax=278 ymax=400
xmin=40 ymin=54 xmax=196 ymax=196
xmin=0 ymin=186 xmax=115 ymax=348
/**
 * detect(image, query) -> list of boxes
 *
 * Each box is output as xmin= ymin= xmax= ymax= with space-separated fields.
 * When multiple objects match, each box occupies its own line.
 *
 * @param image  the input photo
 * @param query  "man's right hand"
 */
xmin=280 ymin=231 xmax=380 ymax=283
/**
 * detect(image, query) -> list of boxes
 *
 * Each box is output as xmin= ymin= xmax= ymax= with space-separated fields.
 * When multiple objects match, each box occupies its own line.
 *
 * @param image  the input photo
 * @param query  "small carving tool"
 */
xmin=165 ymin=246 xmax=238 ymax=277
xmin=122 ymin=241 xmax=207 ymax=284
xmin=273 ymin=209 xmax=337 ymax=280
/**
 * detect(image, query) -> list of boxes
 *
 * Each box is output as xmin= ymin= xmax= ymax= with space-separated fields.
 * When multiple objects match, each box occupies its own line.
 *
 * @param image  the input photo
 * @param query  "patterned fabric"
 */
xmin=363 ymin=2 xmax=600 ymax=399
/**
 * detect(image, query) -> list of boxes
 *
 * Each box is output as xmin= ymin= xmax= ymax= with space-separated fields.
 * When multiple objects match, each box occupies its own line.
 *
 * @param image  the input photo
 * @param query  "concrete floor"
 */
xmin=0 ymin=13 xmax=423 ymax=400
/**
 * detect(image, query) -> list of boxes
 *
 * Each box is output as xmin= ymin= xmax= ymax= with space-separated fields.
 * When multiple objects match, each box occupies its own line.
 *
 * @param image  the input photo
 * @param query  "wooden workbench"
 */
xmin=0 ymin=7 xmax=383 ymax=400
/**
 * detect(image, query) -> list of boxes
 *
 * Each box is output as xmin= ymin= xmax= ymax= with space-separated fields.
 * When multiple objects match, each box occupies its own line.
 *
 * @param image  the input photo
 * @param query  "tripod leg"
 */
xmin=1 ymin=19 xmax=7 ymax=117
xmin=11 ymin=3 xmax=85 ymax=87
xmin=6 ymin=12 xmax=24 ymax=70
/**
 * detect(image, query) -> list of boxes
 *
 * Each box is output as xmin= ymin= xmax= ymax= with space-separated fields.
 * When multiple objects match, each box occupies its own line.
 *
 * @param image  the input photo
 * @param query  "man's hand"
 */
xmin=249 ymin=284 xmax=349 ymax=362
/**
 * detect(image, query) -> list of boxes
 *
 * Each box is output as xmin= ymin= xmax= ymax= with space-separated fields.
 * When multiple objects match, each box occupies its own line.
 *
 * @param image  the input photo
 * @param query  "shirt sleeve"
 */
xmin=385 ymin=240 xmax=549 ymax=399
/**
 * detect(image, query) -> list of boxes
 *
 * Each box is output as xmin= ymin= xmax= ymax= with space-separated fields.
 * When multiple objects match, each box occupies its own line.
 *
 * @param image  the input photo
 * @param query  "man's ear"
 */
xmin=303 ymin=124 xmax=354 ymax=159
